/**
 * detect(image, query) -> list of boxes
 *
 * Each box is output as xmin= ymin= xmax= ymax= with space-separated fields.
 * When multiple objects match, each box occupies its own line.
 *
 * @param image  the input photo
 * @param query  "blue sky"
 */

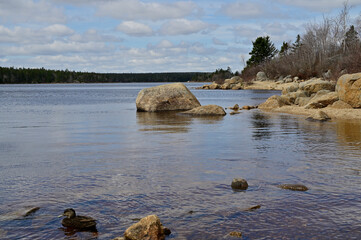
xmin=0 ymin=0 xmax=361 ymax=73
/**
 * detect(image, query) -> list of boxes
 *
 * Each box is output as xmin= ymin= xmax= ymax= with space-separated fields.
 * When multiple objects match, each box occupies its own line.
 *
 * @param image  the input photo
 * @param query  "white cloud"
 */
xmin=70 ymin=29 xmax=123 ymax=43
xmin=220 ymin=2 xmax=265 ymax=19
xmin=0 ymin=0 xmax=65 ymax=23
xmin=213 ymin=37 xmax=228 ymax=46
xmin=2 ymin=41 xmax=110 ymax=56
xmin=97 ymin=0 xmax=199 ymax=21
xmin=0 ymin=25 xmax=73 ymax=44
xmin=116 ymin=21 xmax=154 ymax=36
xmin=159 ymin=19 xmax=215 ymax=35
xmin=275 ymin=0 xmax=361 ymax=12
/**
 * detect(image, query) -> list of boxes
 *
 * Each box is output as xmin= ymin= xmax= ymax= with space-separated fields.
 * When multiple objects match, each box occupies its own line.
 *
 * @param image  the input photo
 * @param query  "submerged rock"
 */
xmin=181 ymin=105 xmax=226 ymax=116
xmin=244 ymin=205 xmax=261 ymax=211
xmin=23 ymin=207 xmax=40 ymax=217
xmin=124 ymin=215 xmax=170 ymax=240
xmin=136 ymin=83 xmax=201 ymax=112
xmin=278 ymin=184 xmax=308 ymax=191
xmin=336 ymin=73 xmax=361 ymax=108
xmin=231 ymin=178 xmax=248 ymax=190
xmin=228 ymin=231 xmax=242 ymax=238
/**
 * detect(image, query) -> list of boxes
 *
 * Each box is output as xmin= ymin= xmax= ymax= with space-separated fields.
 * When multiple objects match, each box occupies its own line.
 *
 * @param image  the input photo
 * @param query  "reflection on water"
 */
xmin=1 ymin=83 xmax=361 ymax=239
xmin=336 ymin=120 xmax=361 ymax=146
xmin=137 ymin=111 xmax=225 ymax=133
xmin=251 ymin=111 xmax=273 ymax=140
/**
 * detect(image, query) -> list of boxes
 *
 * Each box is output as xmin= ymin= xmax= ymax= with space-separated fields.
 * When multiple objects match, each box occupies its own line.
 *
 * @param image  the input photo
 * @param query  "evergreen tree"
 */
xmin=279 ymin=41 xmax=290 ymax=56
xmin=344 ymin=25 xmax=360 ymax=52
xmin=246 ymin=36 xmax=277 ymax=66
xmin=291 ymin=34 xmax=302 ymax=53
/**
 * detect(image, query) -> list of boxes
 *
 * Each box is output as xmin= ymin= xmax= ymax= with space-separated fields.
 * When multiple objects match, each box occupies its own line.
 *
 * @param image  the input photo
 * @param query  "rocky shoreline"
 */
xmin=197 ymin=71 xmax=361 ymax=121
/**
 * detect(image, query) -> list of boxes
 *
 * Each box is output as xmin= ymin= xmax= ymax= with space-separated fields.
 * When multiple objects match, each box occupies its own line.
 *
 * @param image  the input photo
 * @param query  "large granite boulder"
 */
xmin=181 ymin=105 xmax=226 ymax=116
xmin=258 ymin=95 xmax=290 ymax=109
xmin=336 ymin=73 xmax=361 ymax=108
xmin=299 ymin=78 xmax=335 ymax=95
xmin=304 ymin=92 xmax=338 ymax=109
xmin=256 ymin=71 xmax=268 ymax=81
xmin=136 ymin=83 xmax=201 ymax=112
xmin=124 ymin=215 xmax=170 ymax=240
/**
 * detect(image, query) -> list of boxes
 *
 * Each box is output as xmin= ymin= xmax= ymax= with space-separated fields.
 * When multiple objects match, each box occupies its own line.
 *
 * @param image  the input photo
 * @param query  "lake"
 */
xmin=0 ymin=83 xmax=361 ymax=239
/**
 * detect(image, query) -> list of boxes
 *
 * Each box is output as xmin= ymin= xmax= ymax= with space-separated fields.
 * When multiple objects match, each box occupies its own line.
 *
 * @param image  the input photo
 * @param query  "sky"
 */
xmin=0 ymin=0 xmax=361 ymax=73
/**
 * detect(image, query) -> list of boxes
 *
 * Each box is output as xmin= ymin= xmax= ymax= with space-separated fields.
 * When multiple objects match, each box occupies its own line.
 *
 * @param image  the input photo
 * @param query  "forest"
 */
xmin=0 ymin=67 xmax=208 ymax=84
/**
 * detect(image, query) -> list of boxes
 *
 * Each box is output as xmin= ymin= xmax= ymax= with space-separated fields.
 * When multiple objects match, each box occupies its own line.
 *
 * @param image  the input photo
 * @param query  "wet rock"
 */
xmin=304 ymin=92 xmax=338 ymax=109
xmin=278 ymin=184 xmax=308 ymax=191
xmin=231 ymin=83 xmax=243 ymax=90
xmin=230 ymin=111 xmax=241 ymax=115
xmin=242 ymin=105 xmax=256 ymax=110
xmin=181 ymin=105 xmax=226 ymax=116
xmin=23 ymin=207 xmax=40 ymax=217
xmin=244 ymin=205 xmax=261 ymax=211
xmin=229 ymin=104 xmax=239 ymax=110
xmin=306 ymin=110 xmax=331 ymax=122
xmin=231 ymin=178 xmax=248 ymax=190
xmin=258 ymin=95 xmax=290 ymax=109
xmin=336 ymin=73 xmax=361 ymax=108
xmin=124 ymin=215 xmax=170 ymax=240
xmin=136 ymin=83 xmax=201 ymax=112
xmin=228 ymin=231 xmax=242 ymax=238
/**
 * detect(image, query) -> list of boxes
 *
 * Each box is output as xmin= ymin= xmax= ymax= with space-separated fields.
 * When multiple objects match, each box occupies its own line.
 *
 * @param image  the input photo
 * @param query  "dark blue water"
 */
xmin=0 ymin=83 xmax=361 ymax=239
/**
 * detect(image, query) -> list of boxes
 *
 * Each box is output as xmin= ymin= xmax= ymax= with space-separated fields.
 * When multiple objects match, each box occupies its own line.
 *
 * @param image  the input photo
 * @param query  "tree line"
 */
xmin=241 ymin=2 xmax=361 ymax=81
xmin=0 ymin=67 xmax=209 ymax=84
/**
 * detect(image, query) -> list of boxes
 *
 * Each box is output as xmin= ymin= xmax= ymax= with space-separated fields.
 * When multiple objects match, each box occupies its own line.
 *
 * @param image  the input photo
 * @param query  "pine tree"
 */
xmin=344 ymin=25 xmax=360 ymax=52
xmin=279 ymin=41 xmax=290 ymax=56
xmin=246 ymin=36 xmax=277 ymax=66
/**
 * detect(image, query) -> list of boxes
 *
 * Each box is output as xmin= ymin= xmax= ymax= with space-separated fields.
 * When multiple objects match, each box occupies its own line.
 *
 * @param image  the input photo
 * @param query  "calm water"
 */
xmin=0 ymin=83 xmax=361 ymax=240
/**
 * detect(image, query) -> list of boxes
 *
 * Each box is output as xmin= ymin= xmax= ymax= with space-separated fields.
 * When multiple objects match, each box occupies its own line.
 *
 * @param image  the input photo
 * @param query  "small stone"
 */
xmin=278 ymin=184 xmax=308 ymax=191
xmin=230 ymin=104 xmax=239 ymax=110
xmin=230 ymin=111 xmax=241 ymax=115
xmin=229 ymin=231 xmax=242 ymax=238
xmin=231 ymin=178 xmax=248 ymax=190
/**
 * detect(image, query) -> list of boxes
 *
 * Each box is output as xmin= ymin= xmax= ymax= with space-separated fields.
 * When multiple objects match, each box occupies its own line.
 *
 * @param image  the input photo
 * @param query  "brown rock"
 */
xmin=230 ymin=111 xmax=241 ymax=115
xmin=299 ymin=79 xmax=335 ymax=95
xmin=258 ymin=95 xmax=290 ymax=109
xmin=306 ymin=110 xmax=331 ymax=122
xmin=136 ymin=83 xmax=201 ymax=112
xmin=229 ymin=104 xmax=239 ymax=110
xmin=209 ymin=82 xmax=220 ymax=89
xmin=330 ymin=100 xmax=353 ymax=109
xmin=336 ymin=73 xmax=361 ymax=108
xmin=229 ymin=231 xmax=242 ymax=238
xmin=278 ymin=184 xmax=308 ymax=191
xmin=304 ymin=92 xmax=339 ymax=109
xmin=124 ymin=215 xmax=169 ymax=240
xmin=231 ymin=178 xmax=248 ymax=190
xmin=181 ymin=105 xmax=226 ymax=116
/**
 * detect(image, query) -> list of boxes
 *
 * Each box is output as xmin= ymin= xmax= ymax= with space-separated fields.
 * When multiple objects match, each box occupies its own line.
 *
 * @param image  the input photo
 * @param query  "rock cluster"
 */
xmin=198 ymin=76 xmax=244 ymax=90
xmin=259 ymin=74 xmax=361 ymax=120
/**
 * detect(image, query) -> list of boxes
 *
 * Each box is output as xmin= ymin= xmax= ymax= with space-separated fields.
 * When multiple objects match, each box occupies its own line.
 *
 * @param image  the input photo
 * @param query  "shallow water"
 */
xmin=0 ymin=83 xmax=361 ymax=239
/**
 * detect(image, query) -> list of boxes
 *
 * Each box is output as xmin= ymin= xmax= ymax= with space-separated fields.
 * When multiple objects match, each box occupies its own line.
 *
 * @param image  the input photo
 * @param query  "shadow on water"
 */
xmin=136 ymin=111 xmax=225 ymax=133
xmin=250 ymin=111 xmax=273 ymax=140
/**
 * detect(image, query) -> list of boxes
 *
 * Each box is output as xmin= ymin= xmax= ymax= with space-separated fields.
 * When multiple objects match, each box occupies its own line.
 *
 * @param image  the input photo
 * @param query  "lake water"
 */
xmin=0 ymin=83 xmax=361 ymax=240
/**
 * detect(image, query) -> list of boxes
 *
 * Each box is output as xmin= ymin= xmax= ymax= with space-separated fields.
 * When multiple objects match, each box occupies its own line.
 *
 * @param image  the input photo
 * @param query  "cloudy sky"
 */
xmin=0 ymin=0 xmax=361 ymax=73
